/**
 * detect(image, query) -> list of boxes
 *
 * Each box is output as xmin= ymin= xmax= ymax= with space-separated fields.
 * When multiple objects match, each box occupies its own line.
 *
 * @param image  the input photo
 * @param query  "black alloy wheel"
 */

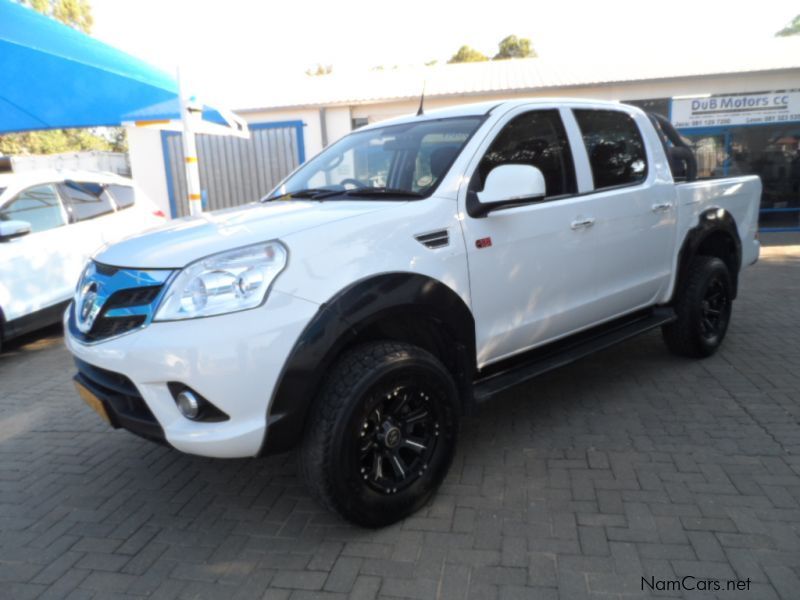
xmin=357 ymin=379 xmax=443 ymax=495
xmin=300 ymin=342 xmax=459 ymax=527
xmin=699 ymin=276 xmax=730 ymax=344
xmin=662 ymin=255 xmax=733 ymax=358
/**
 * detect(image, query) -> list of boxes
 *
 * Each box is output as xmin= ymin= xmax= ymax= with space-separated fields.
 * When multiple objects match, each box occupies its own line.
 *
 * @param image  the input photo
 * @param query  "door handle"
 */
xmin=652 ymin=202 xmax=673 ymax=212
xmin=570 ymin=217 xmax=595 ymax=230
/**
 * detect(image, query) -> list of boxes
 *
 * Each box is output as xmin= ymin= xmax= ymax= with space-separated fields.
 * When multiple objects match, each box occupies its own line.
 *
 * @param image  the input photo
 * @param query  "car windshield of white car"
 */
xmin=264 ymin=116 xmax=484 ymax=202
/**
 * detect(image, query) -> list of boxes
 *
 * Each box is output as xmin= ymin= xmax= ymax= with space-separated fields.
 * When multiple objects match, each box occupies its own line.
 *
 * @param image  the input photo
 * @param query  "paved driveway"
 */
xmin=1 ymin=253 xmax=799 ymax=600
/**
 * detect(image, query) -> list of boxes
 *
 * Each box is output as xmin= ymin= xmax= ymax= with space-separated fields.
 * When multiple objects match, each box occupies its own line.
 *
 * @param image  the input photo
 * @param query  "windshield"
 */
xmin=265 ymin=116 xmax=483 ymax=201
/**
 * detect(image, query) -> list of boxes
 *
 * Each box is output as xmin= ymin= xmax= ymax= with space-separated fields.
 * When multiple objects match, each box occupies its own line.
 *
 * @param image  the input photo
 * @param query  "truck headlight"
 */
xmin=154 ymin=241 xmax=288 ymax=321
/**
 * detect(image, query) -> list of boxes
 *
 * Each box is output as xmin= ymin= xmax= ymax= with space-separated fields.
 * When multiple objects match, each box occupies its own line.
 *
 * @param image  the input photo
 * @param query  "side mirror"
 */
xmin=0 ymin=220 xmax=32 ymax=241
xmin=472 ymin=164 xmax=546 ymax=217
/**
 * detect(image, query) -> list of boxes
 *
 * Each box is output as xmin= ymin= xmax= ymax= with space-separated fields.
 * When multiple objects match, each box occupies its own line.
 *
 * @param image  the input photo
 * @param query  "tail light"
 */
xmin=153 ymin=210 xmax=166 ymax=218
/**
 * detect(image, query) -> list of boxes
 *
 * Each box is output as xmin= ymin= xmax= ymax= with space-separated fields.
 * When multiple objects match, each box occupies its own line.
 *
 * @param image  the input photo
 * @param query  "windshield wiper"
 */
xmin=263 ymin=188 xmax=344 ymax=202
xmin=340 ymin=187 xmax=424 ymax=199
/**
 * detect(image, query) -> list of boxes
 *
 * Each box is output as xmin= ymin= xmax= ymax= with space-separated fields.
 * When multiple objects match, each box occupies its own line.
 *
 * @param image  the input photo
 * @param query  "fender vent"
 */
xmin=415 ymin=229 xmax=449 ymax=249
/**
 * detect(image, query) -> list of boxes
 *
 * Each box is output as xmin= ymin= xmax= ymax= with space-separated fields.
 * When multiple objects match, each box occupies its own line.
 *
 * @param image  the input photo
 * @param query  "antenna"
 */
xmin=416 ymin=81 xmax=426 ymax=116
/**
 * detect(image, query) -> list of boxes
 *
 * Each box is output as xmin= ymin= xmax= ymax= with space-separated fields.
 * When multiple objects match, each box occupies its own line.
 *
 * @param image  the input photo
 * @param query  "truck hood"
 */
xmin=95 ymin=200 xmax=397 ymax=268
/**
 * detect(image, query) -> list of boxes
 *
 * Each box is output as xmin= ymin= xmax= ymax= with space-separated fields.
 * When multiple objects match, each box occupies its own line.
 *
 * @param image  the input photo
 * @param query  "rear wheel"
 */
xmin=662 ymin=256 xmax=733 ymax=358
xmin=299 ymin=341 xmax=459 ymax=527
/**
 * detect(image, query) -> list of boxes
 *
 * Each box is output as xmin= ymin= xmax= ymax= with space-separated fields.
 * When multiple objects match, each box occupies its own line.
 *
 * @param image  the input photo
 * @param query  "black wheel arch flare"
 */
xmin=259 ymin=273 xmax=476 ymax=455
xmin=674 ymin=208 xmax=742 ymax=302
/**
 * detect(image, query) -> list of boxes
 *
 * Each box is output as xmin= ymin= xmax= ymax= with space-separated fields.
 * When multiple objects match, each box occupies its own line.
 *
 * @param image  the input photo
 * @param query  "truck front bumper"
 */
xmin=65 ymin=290 xmax=319 ymax=458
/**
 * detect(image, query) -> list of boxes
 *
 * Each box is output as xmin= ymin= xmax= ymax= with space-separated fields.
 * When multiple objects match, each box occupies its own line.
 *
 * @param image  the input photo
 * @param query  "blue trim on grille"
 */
xmin=70 ymin=261 xmax=175 ymax=343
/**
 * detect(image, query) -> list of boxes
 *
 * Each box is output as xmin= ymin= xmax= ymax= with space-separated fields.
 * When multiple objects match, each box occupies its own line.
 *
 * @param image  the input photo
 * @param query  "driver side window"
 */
xmin=472 ymin=109 xmax=577 ymax=198
xmin=0 ymin=184 xmax=67 ymax=234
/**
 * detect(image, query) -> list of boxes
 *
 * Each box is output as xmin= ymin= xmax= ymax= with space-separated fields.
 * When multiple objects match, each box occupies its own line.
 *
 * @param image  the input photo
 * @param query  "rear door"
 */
xmin=58 ymin=180 xmax=117 ymax=259
xmin=569 ymin=107 xmax=676 ymax=319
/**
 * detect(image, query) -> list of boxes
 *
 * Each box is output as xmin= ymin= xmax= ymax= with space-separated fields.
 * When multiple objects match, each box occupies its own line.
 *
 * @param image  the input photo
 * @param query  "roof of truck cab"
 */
xmin=356 ymin=97 xmax=630 ymax=130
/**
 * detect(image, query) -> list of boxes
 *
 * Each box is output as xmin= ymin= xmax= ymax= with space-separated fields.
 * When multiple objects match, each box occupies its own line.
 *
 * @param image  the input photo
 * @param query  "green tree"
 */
xmin=493 ymin=35 xmax=536 ymax=60
xmin=448 ymin=45 xmax=489 ymax=64
xmin=0 ymin=0 xmax=126 ymax=156
xmin=776 ymin=14 xmax=800 ymax=36
xmin=305 ymin=63 xmax=333 ymax=76
xmin=20 ymin=0 xmax=93 ymax=33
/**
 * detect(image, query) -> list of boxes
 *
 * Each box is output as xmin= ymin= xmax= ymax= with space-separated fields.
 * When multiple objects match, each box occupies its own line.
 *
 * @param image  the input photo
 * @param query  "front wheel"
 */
xmin=662 ymin=256 xmax=733 ymax=358
xmin=299 ymin=342 xmax=459 ymax=527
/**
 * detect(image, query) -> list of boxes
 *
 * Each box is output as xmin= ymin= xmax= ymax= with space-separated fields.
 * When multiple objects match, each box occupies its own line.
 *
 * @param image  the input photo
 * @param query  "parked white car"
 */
xmin=65 ymin=99 xmax=761 ymax=527
xmin=0 ymin=169 xmax=165 ymax=350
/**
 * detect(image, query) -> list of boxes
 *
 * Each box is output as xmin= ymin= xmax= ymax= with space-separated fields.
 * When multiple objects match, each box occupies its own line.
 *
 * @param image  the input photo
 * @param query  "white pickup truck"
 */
xmin=65 ymin=99 xmax=761 ymax=527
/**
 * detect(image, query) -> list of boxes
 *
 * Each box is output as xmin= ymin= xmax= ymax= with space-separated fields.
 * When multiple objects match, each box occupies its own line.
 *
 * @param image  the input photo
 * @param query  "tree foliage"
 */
xmin=493 ymin=35 xmax=536 ymax=59
xmin=0 ymin=128 xmax=124 ymax=155
xmin=776 ymin=14 xmax=800 ymax=36
xmin=0 ymin=0 xmax=129 ymax=156
xmin=305 ymin=63 xmax=333 ymax=76
xmin=20 ymin=0 xmax=93 ymax=33
xmin=447 ymin=35 xmax=536 ymax=65
xmin=448 ymin=45 xmax=489 ymax=64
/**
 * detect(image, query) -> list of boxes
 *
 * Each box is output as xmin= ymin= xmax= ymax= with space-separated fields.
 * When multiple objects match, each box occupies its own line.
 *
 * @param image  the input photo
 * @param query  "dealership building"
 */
xmin=129 ymin=37 xmax=800 ymax=232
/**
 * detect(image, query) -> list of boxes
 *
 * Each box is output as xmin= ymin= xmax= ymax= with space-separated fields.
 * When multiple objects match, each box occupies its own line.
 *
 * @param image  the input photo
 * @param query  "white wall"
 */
xmin=126 ymin=127 xmax=171 ymax=217
xmin=324 ymin=106 xmax=352 ymax=145
xmin=349 ymin=71 xmax=800 ymax=123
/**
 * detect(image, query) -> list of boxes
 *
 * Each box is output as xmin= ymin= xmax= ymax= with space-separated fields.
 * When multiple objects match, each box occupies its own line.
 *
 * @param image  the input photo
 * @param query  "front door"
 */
xmin=0 ymin=184 xmax=75 ymax=321
xmin=459 ymin=107 xmax=601 ymax=367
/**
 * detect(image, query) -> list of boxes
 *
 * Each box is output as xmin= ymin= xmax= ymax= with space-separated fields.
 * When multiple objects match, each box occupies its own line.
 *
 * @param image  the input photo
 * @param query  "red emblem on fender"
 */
xmin=475 ymin=237 xmax=492 ymax=249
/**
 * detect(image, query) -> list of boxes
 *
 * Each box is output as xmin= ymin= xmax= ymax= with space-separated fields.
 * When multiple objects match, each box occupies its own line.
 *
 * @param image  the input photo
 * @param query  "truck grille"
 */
xmin=69 ymin=261 xmax=174 ymax=343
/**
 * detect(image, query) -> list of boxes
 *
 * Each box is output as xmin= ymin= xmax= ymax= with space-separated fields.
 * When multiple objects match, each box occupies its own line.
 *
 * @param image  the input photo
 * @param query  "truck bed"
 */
xmin=675 ymin=175 xmax=762 ymax=269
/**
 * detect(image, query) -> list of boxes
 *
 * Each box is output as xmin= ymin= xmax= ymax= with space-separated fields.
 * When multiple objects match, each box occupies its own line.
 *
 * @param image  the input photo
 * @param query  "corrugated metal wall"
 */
xmin=162 ymin=121 xmax=305 ymax=217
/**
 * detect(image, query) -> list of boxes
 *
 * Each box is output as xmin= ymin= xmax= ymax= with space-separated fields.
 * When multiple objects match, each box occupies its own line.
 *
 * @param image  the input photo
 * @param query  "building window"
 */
xmin=351 ymin=117 xmax=369 ymax=130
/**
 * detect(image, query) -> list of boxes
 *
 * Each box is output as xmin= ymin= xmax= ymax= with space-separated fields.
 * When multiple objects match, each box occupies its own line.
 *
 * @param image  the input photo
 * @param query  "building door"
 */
xmin=162 ymin=121 xmax=306 ymax=217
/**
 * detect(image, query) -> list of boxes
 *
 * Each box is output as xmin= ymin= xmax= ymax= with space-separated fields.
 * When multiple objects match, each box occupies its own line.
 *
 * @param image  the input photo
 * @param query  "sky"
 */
xmin=90 ymin=0 xmax=798 ymax=106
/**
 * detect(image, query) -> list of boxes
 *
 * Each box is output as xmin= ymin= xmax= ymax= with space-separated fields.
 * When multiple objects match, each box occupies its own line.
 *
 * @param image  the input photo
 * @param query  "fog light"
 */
xmin=176 ymin=390 xmax=200 ymax=420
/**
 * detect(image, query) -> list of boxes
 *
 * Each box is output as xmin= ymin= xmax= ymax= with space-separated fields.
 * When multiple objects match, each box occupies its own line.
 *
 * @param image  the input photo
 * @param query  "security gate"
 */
xmin=162 ymin=121 xmax=305 ymax=217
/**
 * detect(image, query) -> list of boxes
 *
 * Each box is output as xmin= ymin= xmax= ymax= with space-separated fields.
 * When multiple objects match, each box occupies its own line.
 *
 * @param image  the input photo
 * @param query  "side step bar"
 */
xmin=473 ymin=307 xmax=676 ymax=403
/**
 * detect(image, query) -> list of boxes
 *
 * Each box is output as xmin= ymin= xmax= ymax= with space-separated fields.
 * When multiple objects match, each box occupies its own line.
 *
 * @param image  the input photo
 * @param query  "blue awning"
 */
xmin=0 ymin=0 xmax=207 ymax=133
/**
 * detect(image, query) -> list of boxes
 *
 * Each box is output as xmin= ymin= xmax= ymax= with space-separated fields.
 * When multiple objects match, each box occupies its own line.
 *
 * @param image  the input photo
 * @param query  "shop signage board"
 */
xmin=671 ymin=91 xmax=800 ymax=129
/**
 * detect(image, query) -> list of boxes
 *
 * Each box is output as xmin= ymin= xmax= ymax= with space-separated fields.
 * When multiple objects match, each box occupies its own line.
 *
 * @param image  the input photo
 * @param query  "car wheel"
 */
xmin=299 ymin=341 xmax=459 ymax=527
xmin=662 ymin=256 xmax=733 ymax=358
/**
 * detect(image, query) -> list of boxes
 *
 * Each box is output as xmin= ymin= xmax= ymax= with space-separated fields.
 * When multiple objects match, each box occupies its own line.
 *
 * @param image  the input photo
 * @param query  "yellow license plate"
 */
xmin=74 ymin=381 xmax=111 ymax=425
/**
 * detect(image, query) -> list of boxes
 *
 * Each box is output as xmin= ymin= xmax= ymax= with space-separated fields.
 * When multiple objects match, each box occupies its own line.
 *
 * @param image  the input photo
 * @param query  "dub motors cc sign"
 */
xmin=671 ymin=91 xmax=800 ymax=129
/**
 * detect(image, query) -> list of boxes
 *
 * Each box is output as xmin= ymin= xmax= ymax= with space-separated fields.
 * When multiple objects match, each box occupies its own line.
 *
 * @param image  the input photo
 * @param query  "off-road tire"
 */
xmin=299 ymin=341 xmax=459 ymax=527
xmin=662 ymin=256 xmax=733 ymax=358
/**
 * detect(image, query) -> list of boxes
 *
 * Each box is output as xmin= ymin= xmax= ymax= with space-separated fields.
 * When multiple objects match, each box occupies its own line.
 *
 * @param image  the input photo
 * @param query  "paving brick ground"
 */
xmin=1 ymin=252 xmax=799 ymax=600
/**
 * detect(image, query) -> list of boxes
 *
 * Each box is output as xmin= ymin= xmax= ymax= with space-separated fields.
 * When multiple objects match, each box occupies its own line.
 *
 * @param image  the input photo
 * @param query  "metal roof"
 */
xmin=235 ymin=38 xmax=800 ymax=112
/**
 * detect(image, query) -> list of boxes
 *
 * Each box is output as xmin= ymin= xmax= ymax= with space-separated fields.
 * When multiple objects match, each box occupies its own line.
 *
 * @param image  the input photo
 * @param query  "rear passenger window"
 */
xmin=60 ymin=181 xmax=115 ymax=221
xmin=574 ymin=109 xmax=647 ymax=189
xmin=473 ymin=109 xmax=576 ymax=198
xmin=107 ymin=184 xmax=135 ymax=209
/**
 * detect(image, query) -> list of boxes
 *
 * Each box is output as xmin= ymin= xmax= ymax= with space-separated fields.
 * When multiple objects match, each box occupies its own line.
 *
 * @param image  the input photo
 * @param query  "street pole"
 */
xmin=179 ymin=70 xmax=203 ymax=216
